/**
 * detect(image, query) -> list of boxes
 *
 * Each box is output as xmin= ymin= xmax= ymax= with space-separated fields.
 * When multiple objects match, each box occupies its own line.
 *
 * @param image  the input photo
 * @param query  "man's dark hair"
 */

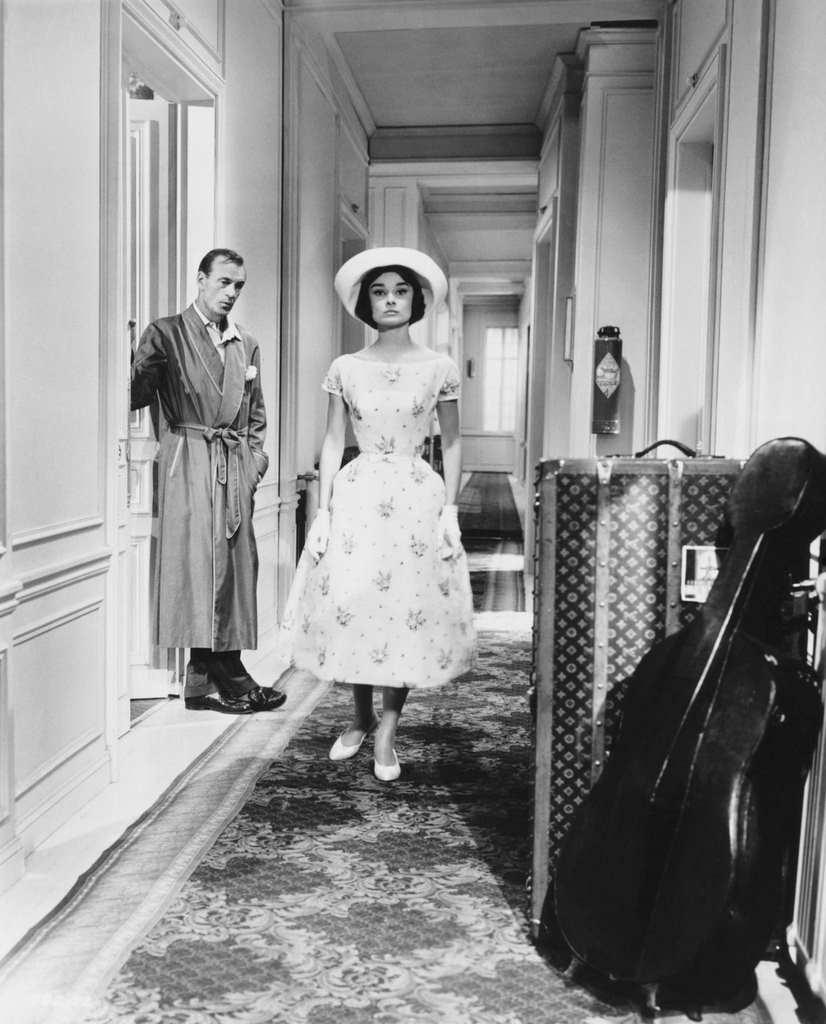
xmin=354 ymin=264 xmax=426 ymax=327
xmin=198 ymin=248 xmax=244 ymax=276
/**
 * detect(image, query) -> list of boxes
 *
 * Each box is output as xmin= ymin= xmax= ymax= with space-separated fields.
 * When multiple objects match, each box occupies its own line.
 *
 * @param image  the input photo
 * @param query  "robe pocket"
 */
xmin=249 ymin=446 xmax=269 ymax=484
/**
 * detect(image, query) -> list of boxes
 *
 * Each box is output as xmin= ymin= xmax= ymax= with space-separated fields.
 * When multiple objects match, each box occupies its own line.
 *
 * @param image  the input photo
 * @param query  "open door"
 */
xmin=121 ymin=26 xmax=216 ymax=726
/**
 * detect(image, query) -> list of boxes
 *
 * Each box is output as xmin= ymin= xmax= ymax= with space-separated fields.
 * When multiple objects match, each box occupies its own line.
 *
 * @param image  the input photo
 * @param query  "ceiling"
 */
xmin=334 ymin=23 xmax=583 ymax=129
xmin=288 ymin=0 xmax=663 ymax=275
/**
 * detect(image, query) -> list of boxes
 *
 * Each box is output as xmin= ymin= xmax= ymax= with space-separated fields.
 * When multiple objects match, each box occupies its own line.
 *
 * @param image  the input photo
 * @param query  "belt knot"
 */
xmin=177 ymin=423 xmax=248 ymax=538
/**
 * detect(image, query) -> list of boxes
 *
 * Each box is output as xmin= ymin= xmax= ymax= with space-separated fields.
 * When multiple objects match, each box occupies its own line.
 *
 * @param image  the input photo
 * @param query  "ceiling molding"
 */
xmin=535 ymin=52 xmax=584 ymax=130
xmin=288 ymin=16 xmax=372 ymax=150
xmin=370 ymin=125 xmax=541 ymax=162
xmin=318 ymin=30 xmax=376 ymax=136
xmin=422 ymin=190 xmax=538 ymax=216
xmin=462 ymin=293 xmax=523 ymax=308
xmin=576 ymin=24 xmax=660 ymax=65
xmin=370 ymin=160 xmax=538 ymax=186
xmin=429 ymin=210 xmax=537 ymax=229
xmin=285 ymin=0 xmax=665 ymax=31
xmin=450 ymin=262 xmax=532 ymax=282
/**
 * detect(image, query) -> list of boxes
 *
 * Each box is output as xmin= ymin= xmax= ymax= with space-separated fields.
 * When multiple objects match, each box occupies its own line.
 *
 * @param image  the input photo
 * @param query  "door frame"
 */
xmin=102 ymin=4 xmax=223 ymax=738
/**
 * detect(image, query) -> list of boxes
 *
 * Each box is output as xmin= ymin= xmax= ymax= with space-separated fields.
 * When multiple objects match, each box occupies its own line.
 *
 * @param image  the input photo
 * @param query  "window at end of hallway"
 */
xmin=482 ymin=327 xmax=519 ymax=432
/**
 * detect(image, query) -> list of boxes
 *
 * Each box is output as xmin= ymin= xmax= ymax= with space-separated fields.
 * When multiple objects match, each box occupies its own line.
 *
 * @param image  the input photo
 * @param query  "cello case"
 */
xmin=554 ymin=437 xmax=826 ymax=1016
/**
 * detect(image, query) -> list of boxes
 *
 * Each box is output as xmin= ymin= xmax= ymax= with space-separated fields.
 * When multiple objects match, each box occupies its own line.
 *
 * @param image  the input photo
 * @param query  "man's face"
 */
xmin=196 ymin=258 xmax=246 ymax=322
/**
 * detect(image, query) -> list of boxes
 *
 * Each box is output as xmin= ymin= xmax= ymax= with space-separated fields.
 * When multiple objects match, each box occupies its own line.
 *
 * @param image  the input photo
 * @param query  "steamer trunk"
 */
xmin=530 ymin=454 xmax=744 ymax=940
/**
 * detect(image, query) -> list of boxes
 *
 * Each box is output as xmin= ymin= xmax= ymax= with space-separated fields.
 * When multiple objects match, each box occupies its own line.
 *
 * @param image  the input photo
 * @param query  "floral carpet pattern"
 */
xmin=80 ymin=627 xmax=769 ymax=1024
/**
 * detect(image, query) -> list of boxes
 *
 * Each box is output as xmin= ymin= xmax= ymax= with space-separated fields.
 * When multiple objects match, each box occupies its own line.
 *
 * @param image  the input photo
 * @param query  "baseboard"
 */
xmin=0 ymin=836 xmax=24 ymax=897
xmin=15 ymin=755 xmax=111 ymax=857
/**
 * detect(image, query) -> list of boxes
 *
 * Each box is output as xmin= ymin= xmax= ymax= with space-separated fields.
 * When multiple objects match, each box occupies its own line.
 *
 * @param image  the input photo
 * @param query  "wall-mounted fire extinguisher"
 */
xmin=592 ymin=324 xmax=622 ymax=435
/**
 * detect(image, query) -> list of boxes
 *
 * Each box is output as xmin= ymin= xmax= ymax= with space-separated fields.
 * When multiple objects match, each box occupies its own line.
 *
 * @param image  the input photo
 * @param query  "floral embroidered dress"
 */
xmin=278 ymin=353 xmax=475 ymax=689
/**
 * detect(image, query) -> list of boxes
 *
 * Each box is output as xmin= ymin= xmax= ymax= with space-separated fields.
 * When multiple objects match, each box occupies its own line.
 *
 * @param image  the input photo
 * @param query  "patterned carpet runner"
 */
xmin=0 ymin=624 xmax=764 ymax=1024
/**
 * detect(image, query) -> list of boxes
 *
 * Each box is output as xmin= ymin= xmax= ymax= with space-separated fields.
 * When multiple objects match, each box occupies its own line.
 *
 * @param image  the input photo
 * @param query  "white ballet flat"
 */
xmin=329 ymin=729 xmax=370 ymax=761
xmin=373 ymin=750 xmax=401 ymax=782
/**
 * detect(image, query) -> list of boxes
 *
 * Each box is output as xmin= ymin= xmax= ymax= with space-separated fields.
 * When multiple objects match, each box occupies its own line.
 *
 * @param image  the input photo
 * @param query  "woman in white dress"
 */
xmin=278 ymin=247 xmax=475 ymax=781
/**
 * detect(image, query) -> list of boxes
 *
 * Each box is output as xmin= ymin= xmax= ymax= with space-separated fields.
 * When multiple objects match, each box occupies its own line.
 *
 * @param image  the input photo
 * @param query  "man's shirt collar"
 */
xmin=193 ymin=302 xmax=241 ymax=343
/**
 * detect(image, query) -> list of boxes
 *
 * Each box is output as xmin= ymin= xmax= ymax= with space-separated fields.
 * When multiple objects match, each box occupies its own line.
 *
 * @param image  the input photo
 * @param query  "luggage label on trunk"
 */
xmin=681 ymin=545 xmax=728 ymax=603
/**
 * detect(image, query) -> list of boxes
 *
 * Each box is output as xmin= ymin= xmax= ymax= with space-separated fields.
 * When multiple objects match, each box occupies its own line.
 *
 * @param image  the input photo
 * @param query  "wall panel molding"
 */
xmin=0 ymin=0 xmax=6 ymax=560
xmin=16 ymin=550 xmax=110 ymax=604
xmin=0 ymin=647 xmax=10 ymax=823
xmin=128 ymin=535 xmax=152 ymax=665
xmin=128 ymin=460 xmax=154 ymax=516
xmin=13 ymin=597 xmax=104 ymax=648
xmin=15 ymin=726 xmax=102 ymax=802
xmin=11 ymin=515 xmax=105 ymax=552
xmin=12 ymin=599 xmax=105 ymax=799
xmin=671 ymin=0 xmax=727 ymax=117
xmin=382 ymin=186 xmax=411 ymax=246
xmin=0 ymin=580 xmax=21 ymax=620
xmin=15 ymin=752 xmax=110 ymax=846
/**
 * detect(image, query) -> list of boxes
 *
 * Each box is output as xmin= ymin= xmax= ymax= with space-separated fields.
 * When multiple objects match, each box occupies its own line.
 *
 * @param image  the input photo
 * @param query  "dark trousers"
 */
xmin=185 ymin=648 xmax=252 ymax=699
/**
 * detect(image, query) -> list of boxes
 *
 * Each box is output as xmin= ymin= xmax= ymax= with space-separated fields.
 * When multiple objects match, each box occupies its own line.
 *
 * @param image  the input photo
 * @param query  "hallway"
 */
xmin=3 ymin=0 xmax=826 ymax=1019
xmin=0 ymin=615 xmax=789 ymax=1024
xmin=0 ymin=476 xmax=802 ymax=1022
xmin=461 ymin=473 xmax=527 ymax=614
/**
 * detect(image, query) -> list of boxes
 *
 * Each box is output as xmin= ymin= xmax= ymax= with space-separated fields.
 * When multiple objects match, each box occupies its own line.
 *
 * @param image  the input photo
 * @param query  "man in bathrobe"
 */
xmin=131 ymin=248 xmax=285 ymax=714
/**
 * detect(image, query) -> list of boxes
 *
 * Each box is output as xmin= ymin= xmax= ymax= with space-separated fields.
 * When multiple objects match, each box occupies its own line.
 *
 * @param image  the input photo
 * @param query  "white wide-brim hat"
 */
xmin=334 ymin=246 xmax=448 ymax=322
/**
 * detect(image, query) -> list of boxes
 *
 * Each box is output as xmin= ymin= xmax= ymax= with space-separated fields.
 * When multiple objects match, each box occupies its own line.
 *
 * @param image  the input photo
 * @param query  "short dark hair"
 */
xmin=198 ymin=248 xmax=244 ymax=276
xmin=354 ymin=265 xmax=426 ymax=327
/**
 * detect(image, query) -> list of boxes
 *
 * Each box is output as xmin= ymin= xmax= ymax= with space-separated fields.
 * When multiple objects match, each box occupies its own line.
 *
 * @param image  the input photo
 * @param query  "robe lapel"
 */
xmin=182 ymin=305 xmax=223 ymax=397
xmin=215 ymin=334 xmax=246 ymax=427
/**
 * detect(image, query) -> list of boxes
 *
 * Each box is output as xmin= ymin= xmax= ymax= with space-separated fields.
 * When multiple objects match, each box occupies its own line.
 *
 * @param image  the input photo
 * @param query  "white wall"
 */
xmin=278 ymin=16 xmax=369 ymax=601
xmin=532 ymin=55 xmax=581 ymax=475
xmin=659 ymin=0 xmax=826 ymax=459
xmin=753 ymin=0 xmax=826 ymax=450
xmin=658 ymin=0 xmax=768 ymax=459
xmin=295 ymin=63 xmax=338 ymax=478
xmin=221 ymin=0 xmax=283 ymax=656
xmin=665 ymin=0 xmax=826 ymax=998
xmin=568 ymin=29 xmax=658 ymax=458
xmin=709 ymin=0 xmax=764 ymax=457
xmin=758 ymin=0 xmax=826 ymax=999
xmin=0 ymin=0 xmax=110 ymax=890
xmin=0 ymin=0 xmax=287 ymax=894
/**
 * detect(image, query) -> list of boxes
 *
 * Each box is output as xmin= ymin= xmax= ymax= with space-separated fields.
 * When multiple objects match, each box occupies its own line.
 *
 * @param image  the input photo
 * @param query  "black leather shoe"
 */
xmin=185 ymin=692 xmax=255 ymax=715
xmin=245 ymin=686 xmax=287 ymax=711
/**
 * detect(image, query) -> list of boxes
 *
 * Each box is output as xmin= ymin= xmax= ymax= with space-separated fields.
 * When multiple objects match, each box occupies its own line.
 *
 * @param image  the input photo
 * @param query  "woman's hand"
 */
xmin=306 ymin=508 xmax=331 ymax=562
xmin=438 ymin=504 xmax=462 ymax=559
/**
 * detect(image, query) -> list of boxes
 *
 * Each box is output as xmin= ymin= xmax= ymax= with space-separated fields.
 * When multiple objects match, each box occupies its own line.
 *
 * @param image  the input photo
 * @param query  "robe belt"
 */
xmin=173 ymin=423 xmax=248 ymax=539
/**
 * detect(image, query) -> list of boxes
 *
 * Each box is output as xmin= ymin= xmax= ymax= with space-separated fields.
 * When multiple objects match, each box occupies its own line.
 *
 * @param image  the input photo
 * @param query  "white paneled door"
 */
xmin=124 ymin=66 xmax=216 ymax=706
xmin=126 ymin=92 xmax=174 ymax=704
